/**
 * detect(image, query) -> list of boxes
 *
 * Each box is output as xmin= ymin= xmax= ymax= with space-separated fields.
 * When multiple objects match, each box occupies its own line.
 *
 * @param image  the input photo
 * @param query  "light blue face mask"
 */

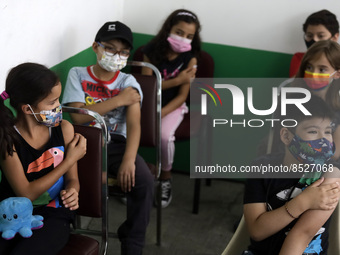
xmin=28 ymin=104 xmax=63 ymax=127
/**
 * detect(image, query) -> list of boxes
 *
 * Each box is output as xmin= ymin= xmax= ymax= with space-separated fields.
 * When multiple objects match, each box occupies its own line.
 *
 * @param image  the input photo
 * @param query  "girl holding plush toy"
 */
xmin=0 ymin=63 xmax=87 ymax=254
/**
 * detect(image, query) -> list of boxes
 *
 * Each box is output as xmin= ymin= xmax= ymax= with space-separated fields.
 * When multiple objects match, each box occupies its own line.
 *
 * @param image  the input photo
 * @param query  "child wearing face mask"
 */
xmin=265 ymin=40 xmax=340 ymax=158
xmin=142 ymin=9 xmax=202 ymax=208
xmin=289 ymin=9 xmax=339 ymax=78
xmin=242 ymin=95 xmax=340 ymax=255
xmin=0 ymin=63 xmax=87 ymax=254
xmin=62 ymin=21 xmax=154 ymax=255
xmin=292 ymin=40 xmax=340 ymax=161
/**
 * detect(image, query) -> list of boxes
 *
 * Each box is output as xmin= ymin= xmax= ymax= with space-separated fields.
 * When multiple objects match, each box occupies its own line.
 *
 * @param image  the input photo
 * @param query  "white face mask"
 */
xmin=98 ymin=51 xmax=127 ymax=72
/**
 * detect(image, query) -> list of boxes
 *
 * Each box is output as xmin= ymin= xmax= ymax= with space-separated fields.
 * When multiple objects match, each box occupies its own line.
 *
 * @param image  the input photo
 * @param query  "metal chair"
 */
xmin=105 ymin=60 xmax=163 ymax=246
xmin=127 ymin=60 xmax=162 ymax=246
xmin=58 ymin=106 xmax=109 ymax=255
xmin=131 ymin=47 xmax=215 ymax=214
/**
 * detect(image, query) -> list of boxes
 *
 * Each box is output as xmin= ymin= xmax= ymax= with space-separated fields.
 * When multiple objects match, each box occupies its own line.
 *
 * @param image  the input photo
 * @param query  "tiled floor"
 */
xmin=85 ymin=172 xmax=245 ymax=255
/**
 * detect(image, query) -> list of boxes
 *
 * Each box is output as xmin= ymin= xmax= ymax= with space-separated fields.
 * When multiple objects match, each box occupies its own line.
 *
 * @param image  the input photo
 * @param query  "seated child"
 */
xmin=289 ymin=9 xmax=339 ymax=77
xmin=62 ymin=21 xmax=154 ymax=255
xmin=141 ymin=9 xmax=201 ymax=207
xmin=292 ymin=40 xmax=340 ymax=160
xmin=259 ymin=39 xmax=340 ymax=158
xmin=0 ymin=63 xmax=86 ymax=254
xmin=244 ymin=95 xmax=340 ymax=255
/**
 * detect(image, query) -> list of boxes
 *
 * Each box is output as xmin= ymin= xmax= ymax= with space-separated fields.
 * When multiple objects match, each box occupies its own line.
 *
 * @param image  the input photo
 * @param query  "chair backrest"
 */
xmin=61 ymin=106 xmax=108 ymax=255
xmin=127 ymin=61 xmax=162 ymax=180
xmin=132 ymin=73 xmax=158 ymax=147
xmin=73 ymin=124 xmax=103 ymax=217
xmin=196 ymin=50 xmax=215 ymax=78
xmin=128 ymin=62 xmax=163 ymax=244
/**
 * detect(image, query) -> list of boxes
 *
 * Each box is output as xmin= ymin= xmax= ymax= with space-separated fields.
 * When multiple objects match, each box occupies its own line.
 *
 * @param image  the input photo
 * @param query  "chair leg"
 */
xmin=156 ymin=181 xmax=162 ymax=246
xmin=193 ymin=179 xmax=201 ymax=214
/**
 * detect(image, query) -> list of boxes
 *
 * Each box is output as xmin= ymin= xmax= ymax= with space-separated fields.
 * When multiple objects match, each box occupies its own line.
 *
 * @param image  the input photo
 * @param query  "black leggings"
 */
xmin=0 ymin=206 xmax=75 ymax=255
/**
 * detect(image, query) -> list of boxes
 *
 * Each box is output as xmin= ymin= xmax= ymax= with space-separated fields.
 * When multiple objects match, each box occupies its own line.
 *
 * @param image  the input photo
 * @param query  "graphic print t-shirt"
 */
xmin=62 ymin=66 xmax=143 ymax=138
xmin=244 ymin=153 xmax=331 ymax=255
xmin=142 ymin=43 xmax=194 ymax=107
xmin=0 ymin=125 xmax=65 ymax=208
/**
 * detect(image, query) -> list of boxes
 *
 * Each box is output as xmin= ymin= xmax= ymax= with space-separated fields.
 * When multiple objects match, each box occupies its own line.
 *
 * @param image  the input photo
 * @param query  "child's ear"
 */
xmin=334 ymin=70 xmax=340 ymax=79
xmin=21 ymin=104 xmax=32 ymax=115
xmin=331 ymin=32 xmax=339 ymax=42
xmin=92 ymin=42 xmax=99 ymax=53
xmin=280 ymin=127 xmax=293 ymax=145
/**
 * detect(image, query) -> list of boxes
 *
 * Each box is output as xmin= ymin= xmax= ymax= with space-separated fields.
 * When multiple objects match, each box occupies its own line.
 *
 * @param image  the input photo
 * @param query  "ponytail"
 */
xmin=0 ymin=95 xmax=19 ymax=159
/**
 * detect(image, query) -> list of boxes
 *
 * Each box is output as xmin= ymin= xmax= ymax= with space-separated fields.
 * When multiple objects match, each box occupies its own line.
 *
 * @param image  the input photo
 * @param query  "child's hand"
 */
xmin=118 ymin=87 xmax=141 ymax=107
xmin=302 ymin=177 xmax=340 ymax=210
xmin=177 ymin=66 xmax=197 ymax=84
xmin=60 ymin=188 xmax=79 ymax=210
xmin=117 ymin=160 xmax=136 ymax=193
xmin=66 ymin=133 xmax=87 ymax=162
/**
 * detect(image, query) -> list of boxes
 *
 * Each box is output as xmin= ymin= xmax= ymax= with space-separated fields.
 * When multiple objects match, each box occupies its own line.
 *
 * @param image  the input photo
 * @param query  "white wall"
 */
xmin=2 ymin=0 xmax=340 ymax=92
xmin=0 ymin=0 xmax=124 ymax=92
xmin=124 ymin=0 xmax=340 ymax=53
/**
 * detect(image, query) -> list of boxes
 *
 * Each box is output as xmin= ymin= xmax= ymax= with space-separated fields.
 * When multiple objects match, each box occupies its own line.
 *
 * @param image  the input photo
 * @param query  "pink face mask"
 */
xmin=167 ymin=34 xmax=192 ymax=53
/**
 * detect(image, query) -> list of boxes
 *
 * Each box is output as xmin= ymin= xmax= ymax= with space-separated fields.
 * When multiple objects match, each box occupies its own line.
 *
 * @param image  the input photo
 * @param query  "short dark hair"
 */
xmin=303 ymin=9 xmax=339 ymax=36
xmin=281 ymin=94 xmax=334 ymax=131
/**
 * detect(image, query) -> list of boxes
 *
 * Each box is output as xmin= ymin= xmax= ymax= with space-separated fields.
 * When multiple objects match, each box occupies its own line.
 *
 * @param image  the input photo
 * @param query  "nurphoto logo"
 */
xmin=197 ymin=82 xmax=222 ymax=115
xmin=190 ymin=78 xmax=316 ymax=179
xmin=197 ymin=83 xmax=312 ymax=128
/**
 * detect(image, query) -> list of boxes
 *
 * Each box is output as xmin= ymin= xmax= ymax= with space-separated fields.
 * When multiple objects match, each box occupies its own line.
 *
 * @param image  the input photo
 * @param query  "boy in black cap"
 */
xmin=62 ymin=21 xmax=154 ymax=255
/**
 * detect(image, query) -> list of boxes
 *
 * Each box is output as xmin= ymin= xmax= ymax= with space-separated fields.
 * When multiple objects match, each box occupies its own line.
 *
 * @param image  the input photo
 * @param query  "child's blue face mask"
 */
xmin=27 ymin=104 xmax=63 ymax=128
xmin=288 ymin=133 xmax=334 ymax=165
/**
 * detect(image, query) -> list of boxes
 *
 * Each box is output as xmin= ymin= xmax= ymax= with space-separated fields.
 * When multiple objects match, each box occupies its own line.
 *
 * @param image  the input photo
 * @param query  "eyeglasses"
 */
xmin=97 ymin=42 xmax=130 ymax=59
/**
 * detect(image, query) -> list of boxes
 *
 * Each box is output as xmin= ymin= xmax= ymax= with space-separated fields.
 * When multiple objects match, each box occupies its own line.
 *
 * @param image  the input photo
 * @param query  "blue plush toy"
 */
xmin=0 ymin=197 xmax=44 ymax=240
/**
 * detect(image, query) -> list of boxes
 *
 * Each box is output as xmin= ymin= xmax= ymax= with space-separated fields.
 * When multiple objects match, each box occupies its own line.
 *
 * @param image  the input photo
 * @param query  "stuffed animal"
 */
xmin=0 ymin=197 xmax=44 ymax=240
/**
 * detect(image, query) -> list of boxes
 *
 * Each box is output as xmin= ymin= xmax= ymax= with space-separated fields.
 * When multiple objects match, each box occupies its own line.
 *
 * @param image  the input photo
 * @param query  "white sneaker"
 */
xmin=158 ymin=179 xmax=172 ymax=208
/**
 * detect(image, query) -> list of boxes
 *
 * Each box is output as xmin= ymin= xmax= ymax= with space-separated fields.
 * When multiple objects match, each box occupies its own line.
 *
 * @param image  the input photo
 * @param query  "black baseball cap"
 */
xmin=95 ymin=21 xmax=133 ymax=49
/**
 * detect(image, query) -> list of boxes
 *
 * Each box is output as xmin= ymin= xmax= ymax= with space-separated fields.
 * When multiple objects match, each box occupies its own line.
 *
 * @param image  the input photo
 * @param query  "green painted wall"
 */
xmin=51 ymin=32 xmax=293 ymax=173
xmin=201 ymin=42 xmax=292 ymax=78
